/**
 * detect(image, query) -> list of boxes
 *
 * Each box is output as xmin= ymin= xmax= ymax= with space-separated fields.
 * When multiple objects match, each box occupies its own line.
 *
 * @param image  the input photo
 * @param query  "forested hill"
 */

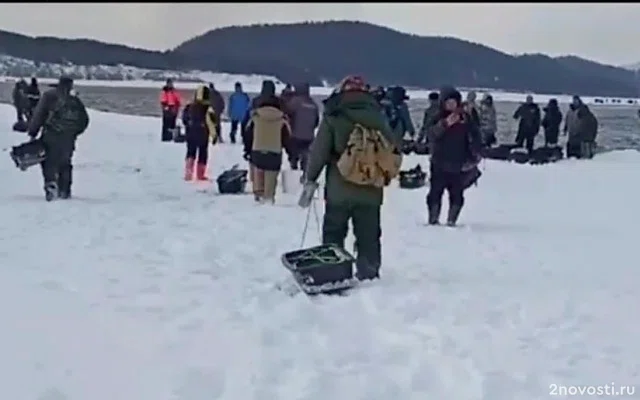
xmin=1 ymin=21 xmax=638 ymax=97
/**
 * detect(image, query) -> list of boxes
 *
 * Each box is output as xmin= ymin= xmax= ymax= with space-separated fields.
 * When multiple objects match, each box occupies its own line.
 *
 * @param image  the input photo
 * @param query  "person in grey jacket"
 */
xmin=478 ymin=93 xmax=497 ymax=147
xmin=564 ymin=96 xmax=598 ymax=159
xmin=285 ymin=82 xmax=319 ymax=173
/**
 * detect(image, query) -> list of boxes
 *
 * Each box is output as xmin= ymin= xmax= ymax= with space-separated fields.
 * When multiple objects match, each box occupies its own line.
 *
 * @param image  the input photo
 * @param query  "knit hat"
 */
xmin=439 ymin=86 xmax=462 ymax=104
xmin=337 ymin=75 xmax=367 ymax=93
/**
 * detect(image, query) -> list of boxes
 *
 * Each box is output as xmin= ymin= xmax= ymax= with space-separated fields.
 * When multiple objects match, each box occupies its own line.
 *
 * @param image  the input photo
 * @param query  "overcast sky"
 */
xmin=0 ymin=3 xmax=637 ymax=66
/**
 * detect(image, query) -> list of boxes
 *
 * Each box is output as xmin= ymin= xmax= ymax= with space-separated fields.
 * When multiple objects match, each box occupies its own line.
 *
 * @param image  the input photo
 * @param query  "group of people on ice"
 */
xmin=158 ymin=75 xmax=601 ymax=283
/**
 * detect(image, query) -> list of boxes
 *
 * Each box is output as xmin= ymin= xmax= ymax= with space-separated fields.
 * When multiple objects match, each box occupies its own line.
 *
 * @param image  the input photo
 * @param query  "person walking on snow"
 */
xmin=228 ymin=82 xmax=251 ymax=145
xmin=182 ymin=85 xmax=218 ymax=181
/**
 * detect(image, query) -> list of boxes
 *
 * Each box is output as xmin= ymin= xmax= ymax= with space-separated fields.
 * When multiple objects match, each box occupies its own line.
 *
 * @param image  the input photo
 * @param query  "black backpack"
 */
xmin=46 ymin=94 xmax=88 ymax=136
xmin=216 ymin=165 xmax=248 ymax=194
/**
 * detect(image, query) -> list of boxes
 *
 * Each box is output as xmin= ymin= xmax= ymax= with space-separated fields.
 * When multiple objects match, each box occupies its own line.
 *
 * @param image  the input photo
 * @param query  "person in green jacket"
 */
xmin=304 ymin=75 xmax=401 ymax=281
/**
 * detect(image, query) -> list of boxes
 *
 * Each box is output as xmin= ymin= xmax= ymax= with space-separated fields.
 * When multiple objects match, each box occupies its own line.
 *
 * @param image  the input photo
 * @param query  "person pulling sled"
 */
xmin=27 ymin=75 xmax=90 ymax=201
xmin=303 ymin=75 xmax=403 ymax=281
xmin=182 ymin=85 xmax=218 ymax=181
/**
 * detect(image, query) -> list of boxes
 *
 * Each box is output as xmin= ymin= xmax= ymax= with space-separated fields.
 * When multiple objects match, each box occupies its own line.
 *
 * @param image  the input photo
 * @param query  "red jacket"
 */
xmin=160 ymin=87 xmax=181 ymax=112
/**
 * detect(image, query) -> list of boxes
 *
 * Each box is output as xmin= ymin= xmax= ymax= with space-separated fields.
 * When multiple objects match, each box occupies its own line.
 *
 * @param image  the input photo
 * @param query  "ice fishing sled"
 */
xmin=401 ymin=139 xmax=415 ymax=155
xmin=413 ymin=141 xmax=430 ymax=155
xmin=9 ymin=138 xmax=46 ymax=171
xmin=481 ymin=143 xmax=519 ymax=161
xmin=12 ymin=120 xmax=28 ymax=133
xmin=508 ymin=148 xmax=530 ymax=164
xmin=529 ymin=145 xmax=563 ymax=164
xmin=399 ymin=164 xmax=427 ymax=189
xmin=281 ymin=244 xmax=357 ymax=295
xmin=216 ymin=164 xmax=248 ymax=194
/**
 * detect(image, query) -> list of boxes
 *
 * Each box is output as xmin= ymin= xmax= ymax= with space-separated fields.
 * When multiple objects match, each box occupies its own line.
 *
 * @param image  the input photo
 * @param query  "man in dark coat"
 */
xmin=27 ymin=75 xmax=90 ymax=201
xmin=513 ymin=95 xmax=541 ymax=153
xmin=208 ymin=83 xmax=226 ymax=143
xmin=284 ymin=82 xmax=320 ymax=173
xmin=304 ymin=75 xmax=401 ymax=281
xmin=425 ymin=86 xmax=483 ymax=226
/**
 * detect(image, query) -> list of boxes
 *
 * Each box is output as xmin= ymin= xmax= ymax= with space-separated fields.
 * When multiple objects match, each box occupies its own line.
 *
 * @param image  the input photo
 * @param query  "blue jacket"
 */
xmin=228 ymin=91 xmax=251 ymax=122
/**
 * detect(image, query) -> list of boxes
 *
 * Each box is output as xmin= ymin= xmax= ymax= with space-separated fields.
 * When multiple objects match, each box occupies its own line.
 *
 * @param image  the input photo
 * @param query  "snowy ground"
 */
xmin=2 ymin=75 xmax=638 ymax=106
xmin=1 ymin=104 xmax=639 ymax=400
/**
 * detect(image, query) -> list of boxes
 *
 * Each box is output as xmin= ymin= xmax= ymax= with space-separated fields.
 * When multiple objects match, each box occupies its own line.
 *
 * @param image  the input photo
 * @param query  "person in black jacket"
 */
xmin=513 ymin=95 xmax=541 ymax=153
xmin=25 ymin=77 xmax=41 ymax=120
xmin=541 ymin=98 xmax=563 ymax=146
xmin=425 ymin=86 xmax=483 ymax=226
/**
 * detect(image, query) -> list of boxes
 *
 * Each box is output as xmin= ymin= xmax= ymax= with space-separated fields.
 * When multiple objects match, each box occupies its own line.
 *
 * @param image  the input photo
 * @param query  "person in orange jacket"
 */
xmin=160 ymin=78 xmax=182 ymax=142
xmin=181 ymin=85 xmax=218 ymax=181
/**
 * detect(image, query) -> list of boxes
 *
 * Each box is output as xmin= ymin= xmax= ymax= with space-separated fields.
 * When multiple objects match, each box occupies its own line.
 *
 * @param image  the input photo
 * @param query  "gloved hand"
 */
xmin=298 ymin=181 xmax=319 ymax=208
xmin=28 ymin=131 xmax=38 ymax=140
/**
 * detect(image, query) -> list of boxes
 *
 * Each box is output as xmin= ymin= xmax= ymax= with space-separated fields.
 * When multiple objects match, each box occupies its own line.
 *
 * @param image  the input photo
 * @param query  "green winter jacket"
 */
xmin=306 ymin=91 xmax=400 ymax=206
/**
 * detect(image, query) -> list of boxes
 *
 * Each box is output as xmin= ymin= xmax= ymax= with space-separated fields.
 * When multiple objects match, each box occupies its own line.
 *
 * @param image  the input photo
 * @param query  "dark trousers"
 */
xmin=161 ymin=111 xmax=177 ymax=142
xmin=41 ymin=137 xmax=75 ymax=194
xmin=515 ymin=132 xmax=535 ymax=153
xmin=567 ymin=141 xmax=594 ymax=159
xmin=230 ymin=119 xmax=247 ymax=143
xmin=426 ymin=166 xmax=465 ymax=209
xmin=186 ymin=138 xmax=209 ymax=165
xmin=15 ymin=106 xmax=24 ymax=122
xmin=544 ymin=128 xmax=559 ymax=146
xmin=322 ymin=202 xmax=381 ymax=279
xmin=288 ymin=138 xmax=313 ymax=171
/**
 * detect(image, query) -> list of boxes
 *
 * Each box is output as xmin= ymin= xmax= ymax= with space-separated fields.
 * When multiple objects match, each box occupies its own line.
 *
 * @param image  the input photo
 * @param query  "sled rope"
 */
xmin=300 ymin=197 xmax=321 ymax=248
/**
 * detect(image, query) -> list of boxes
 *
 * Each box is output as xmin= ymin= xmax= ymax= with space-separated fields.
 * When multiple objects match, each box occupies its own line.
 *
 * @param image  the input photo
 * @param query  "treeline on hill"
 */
xmin=0 ymin=21 xmax=638 ymax=97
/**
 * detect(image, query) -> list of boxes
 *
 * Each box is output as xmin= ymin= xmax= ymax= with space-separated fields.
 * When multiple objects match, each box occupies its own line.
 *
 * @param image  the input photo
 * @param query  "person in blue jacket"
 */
xmin=228 ymin=81 xmax=251 ymax=144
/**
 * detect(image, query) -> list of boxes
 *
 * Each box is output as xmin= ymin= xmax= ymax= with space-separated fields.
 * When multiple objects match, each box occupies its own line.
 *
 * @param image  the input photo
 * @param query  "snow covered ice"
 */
xmin=1 ymin=103 xmax=639 ymax=400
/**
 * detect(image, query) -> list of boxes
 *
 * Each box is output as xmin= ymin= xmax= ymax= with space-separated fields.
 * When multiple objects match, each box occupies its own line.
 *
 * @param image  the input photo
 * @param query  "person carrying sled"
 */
xmin=425 ymin=86 xmax=482 ymax=226
xmin=303 ymin=75 xmax=402 ymax=281
xmin=182 ymin=85 xmax=218 ymax=181
xmin=25 ymin=77 xmax=41 ymax=120
xmin=541 ymin=98 xmax=562 ymax=146
xmin=513 ymin=94 xmax=541 ymax=153
xmin=27 ymin=75 xmax=90 ymax=201
xmin=285 ymin=82 xmax=320 ymax=174
xmin=159 ymin=78 xmax=181 ymax=142
xmin=227 ymin=82 xmax=251 ymax=144
xmin=243 ymin=80 xmax=292 ymax=204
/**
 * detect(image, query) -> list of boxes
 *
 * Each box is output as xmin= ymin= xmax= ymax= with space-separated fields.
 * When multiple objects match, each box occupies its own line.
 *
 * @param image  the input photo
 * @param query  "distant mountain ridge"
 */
xmin=0 ymin=21 xmax=639 ymax=97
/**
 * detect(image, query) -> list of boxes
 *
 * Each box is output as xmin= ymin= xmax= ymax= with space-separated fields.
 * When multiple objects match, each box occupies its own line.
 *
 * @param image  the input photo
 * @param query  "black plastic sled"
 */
xmin=399 ymin=164 xmax=427 ymax=189
xmin=414 ymin=141 xmax=430 ymax=155
xmin=530 ymin=146 xmax=564 ymax=164
xmin=12 ymin=120 xmax=28 ymax=133
xmin=216 ymin=164 xmax=248 ymax=194
xmin=401 ymin=139 xmax=415 ymax=155
xmin=481 ymin=143 xmax=519 ymax=161
xmin=508 ymin=148 xmax=530 ymax=164
xmin=281 ymin=244 xmax=357 ymax=295
xmin=10 ymin=139 xmax=46 ymax=171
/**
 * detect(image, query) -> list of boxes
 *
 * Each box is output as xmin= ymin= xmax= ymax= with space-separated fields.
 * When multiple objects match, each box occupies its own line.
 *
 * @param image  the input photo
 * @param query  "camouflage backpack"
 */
xmin=336 ymin=123 xmax=402 ymax=188
xmin=45 ymin=94 xmax=88 ymax=136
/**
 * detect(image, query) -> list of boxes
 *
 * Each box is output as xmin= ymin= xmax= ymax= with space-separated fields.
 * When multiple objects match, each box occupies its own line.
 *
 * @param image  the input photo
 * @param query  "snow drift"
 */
xmin=1 ymin=104 xmax=638 ymax=399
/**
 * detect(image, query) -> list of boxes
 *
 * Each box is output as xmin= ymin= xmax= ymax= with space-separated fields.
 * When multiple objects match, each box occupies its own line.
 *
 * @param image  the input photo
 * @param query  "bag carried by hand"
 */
xmin=337 ymin=123 xmax=402 ymax=188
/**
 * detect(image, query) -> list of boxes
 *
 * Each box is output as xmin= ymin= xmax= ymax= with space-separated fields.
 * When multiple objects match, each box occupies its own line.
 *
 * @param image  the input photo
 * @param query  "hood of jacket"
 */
xmin=254 ymin=105 xmax=284 ymax=121
xmin=323 ymin=90 xmax=388 ymax=131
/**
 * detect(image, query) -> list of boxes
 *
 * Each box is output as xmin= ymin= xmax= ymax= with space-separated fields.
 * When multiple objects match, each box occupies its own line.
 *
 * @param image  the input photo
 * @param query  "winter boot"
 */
xmin=427 ymin=202 xmax=441 ymax=225
xmin=44 ymin=181 xmax=58 ymax=202
xmin=184 ymin=158 xmax=195 ymax=181
xmin=446 ymin=204 xmax=463 ymax=226
xmin=196 ymin=163 xmax=209 ymax=181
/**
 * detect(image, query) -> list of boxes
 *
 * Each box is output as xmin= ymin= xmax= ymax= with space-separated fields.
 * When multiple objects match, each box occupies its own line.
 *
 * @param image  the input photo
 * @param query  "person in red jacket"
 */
xmin=159 ymin=78 xmax=182 ymax=142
